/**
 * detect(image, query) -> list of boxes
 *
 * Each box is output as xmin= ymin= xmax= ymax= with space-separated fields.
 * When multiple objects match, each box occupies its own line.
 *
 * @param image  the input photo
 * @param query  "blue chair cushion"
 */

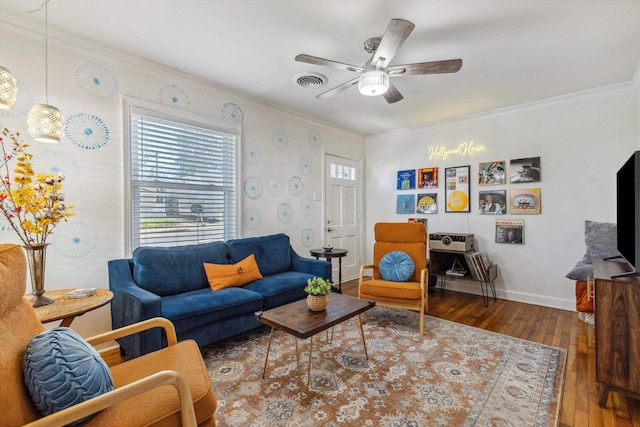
xmin=379 ymin=251 xmax=415 ymax=282
xmin=23 ymin=327 xmax=114 ymax=424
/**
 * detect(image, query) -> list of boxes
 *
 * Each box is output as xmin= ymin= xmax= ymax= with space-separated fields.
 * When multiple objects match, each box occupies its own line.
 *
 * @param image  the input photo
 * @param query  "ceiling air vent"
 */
xmin=293 ymin=72 xmax=327 ymax=89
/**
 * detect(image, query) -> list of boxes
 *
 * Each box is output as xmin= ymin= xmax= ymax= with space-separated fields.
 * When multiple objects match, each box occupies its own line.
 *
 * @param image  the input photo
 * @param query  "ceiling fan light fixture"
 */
xmin=358 ymin=69 xmax=389 ymax=96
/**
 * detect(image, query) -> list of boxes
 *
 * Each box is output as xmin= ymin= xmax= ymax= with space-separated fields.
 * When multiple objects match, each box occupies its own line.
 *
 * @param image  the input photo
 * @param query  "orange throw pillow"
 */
xmin=204 ymin=254 xmax=263 ymax=291
xmin=575 ymin=281 xmax=594 ymax=313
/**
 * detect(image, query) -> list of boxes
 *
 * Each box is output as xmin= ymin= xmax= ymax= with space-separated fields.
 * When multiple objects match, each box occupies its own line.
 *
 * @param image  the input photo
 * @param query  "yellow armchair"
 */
xmin=0 ymin=244 xmax=216 ymax=427
xmin=358 ymin=223 xmax=429 ymax=335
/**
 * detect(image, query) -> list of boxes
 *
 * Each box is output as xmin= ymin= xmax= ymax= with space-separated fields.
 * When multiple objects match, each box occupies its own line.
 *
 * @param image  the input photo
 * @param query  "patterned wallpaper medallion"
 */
xmin=65 ymin=113 xmax=110 ymax=150
xmin=75 ymin=62 xmax=118 ymax=100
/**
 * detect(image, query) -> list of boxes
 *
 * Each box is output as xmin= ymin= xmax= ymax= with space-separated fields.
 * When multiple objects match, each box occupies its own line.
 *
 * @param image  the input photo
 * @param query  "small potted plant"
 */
xmin=304 ymin=277 xmax=332 ymax=311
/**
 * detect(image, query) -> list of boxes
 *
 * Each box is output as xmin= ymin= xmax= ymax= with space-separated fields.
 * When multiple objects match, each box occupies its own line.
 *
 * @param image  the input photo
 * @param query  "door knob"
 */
xmin=327 ymin=227 xmax=335 ymax=232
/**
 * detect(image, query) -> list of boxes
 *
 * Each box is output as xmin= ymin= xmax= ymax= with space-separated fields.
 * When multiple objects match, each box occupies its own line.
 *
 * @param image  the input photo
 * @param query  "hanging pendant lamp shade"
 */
xmin=0 ymin=66 xmax=18 ymax=109
xmin=26 ymin=0 xmax=63 ymax=143
xmin=358 ymin=69 xmax=389 ymax=96
xmin=27 ymin=103 xmax=64 ymax=143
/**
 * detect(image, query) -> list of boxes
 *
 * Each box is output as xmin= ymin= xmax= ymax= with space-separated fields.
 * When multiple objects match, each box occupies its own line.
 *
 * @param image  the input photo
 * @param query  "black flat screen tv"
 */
xmin=616 ymin=151 xmax=640 ymax=276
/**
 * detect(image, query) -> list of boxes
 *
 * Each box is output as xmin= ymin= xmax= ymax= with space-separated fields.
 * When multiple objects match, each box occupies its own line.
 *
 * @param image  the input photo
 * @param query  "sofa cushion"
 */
xmin=204 ymin=254 xmax=263 ymax=291
xmin=133 ymin=241 xmax=229 ymax=296
xmin=23 ymin=327 xmax=114 ymax=423
xmin=227 ymin=233 xmax=292 ymax=276
xmin=242 ymin=271 xmax=310 ymax=309
xmin=161 ymin=287 xmax=264 ymax=329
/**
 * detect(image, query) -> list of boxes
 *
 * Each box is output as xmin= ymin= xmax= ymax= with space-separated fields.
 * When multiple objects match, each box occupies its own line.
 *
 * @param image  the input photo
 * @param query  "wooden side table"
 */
xmin=309 ymin=248 xmax=348 ymax=293
xmin=25 ymin=288 xmax=114 ymax=327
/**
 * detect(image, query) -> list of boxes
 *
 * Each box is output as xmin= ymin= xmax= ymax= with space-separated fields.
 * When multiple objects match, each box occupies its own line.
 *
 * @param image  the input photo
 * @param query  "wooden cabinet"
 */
xmin=593 ymin=257 xmax=640 ymax=407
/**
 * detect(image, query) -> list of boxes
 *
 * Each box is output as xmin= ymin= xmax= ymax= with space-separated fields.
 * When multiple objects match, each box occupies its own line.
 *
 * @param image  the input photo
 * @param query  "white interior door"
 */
xmin=325 ymin=154 xmax=361 ymax=283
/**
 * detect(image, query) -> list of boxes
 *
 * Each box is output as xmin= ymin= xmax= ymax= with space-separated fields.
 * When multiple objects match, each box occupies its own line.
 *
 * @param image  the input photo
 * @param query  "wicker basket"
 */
xmin=306 ymin=294 xmax=328 ymax=311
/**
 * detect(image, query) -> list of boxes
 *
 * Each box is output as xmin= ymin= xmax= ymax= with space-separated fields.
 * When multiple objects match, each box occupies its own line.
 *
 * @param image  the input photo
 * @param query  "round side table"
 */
xmin=25 ymin=288 xmax=114 ymax=327
xmin=309 ymin=248 xmax=348 ymax=293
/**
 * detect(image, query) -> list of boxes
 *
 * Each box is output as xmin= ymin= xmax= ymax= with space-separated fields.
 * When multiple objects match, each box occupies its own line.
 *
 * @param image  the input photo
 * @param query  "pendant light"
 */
xmin=27 ymin=0 xmax=63 ymax=143
xmin=0 ymin=66 xmax=18 ymax=109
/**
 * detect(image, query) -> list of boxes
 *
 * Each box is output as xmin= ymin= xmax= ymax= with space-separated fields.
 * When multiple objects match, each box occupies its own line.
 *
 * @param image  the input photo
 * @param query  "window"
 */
xmin=126 ymin=101 xmax=238 ymax=250
xmin=330 ymin=162 xmax=356 ymax=180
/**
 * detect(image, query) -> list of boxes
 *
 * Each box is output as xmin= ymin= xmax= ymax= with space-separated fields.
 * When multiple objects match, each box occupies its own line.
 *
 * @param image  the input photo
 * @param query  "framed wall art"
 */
xmin=509 ymin=157 xmax=541 ymax=183
xmin=478 ymin=190 xmax=506 ymax=214
xmin=496 ymin=219 xmax=525 ymax=244
xmin=445 ymin=165 xmax=470 ymax=212
xmin=418 ymin=167 xmax=438 ymax=189
xmin=397 ymin=169 xmax=416 ymax=190
xmin=396 ymin=194 xmax=415 ymax=214
xmin=478 ymin=160 xmax=506 ymax=185
xmin=509 ymin=188 xmax=541 ymax=214
xmin=416 ymin=192 xmax=438 ymax=214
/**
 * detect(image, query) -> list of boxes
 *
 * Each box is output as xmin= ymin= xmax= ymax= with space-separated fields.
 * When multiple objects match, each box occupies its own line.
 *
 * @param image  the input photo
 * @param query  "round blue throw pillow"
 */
xmin=379 ymin=251 xmax=415 ymax=282
xmin=23 ymin=327 xmax=114 ymax=422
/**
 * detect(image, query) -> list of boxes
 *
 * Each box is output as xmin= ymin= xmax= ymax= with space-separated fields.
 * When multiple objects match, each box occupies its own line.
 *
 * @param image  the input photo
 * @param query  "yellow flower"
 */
xmin=0 ymin=127 xmax=74 ymax=246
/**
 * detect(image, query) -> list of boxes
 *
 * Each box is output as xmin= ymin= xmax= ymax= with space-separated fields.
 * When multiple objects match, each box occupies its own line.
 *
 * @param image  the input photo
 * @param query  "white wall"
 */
xmin=0 ymin=19 xmax=365 ymax=338
xmin=365 ymin=83 xmax=640 ymax=311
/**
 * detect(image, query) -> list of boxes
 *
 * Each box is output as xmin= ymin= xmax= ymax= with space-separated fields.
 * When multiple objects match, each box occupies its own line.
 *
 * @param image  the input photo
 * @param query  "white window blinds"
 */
xmin=129 ymin=108 xmax=237 ymax=248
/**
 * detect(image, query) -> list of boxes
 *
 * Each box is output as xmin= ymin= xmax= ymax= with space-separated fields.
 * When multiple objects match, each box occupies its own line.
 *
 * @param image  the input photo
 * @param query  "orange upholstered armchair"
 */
xmin=358 ymin=222 xmax=429 ymax=335
xmin=0 ymin=243 xmax=217 ymax=427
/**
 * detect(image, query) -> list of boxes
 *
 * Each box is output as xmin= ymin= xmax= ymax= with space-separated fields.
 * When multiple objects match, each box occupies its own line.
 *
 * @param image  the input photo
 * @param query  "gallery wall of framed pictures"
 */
xmin=395 ymin=156 xmax=541 ymax=244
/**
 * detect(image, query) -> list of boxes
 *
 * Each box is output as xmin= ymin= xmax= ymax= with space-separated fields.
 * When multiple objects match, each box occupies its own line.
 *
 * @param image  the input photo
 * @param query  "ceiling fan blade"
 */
xmin=295 ymin=54 xmax=364 ymax=73
xmin=371 ymin=19 xmax=415 ymax=68
xmin=383 ymin=81 xmax=403 ymax=104
xmin=388 ymin=59 xmax=463 ymax=76
xmin=317 ymin=77 xmax=360 ymax=99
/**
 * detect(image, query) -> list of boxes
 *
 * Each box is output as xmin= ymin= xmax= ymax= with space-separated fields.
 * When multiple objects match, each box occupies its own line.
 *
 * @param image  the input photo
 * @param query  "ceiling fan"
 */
xmin=295 ymin=19 xmax=462 ymax=104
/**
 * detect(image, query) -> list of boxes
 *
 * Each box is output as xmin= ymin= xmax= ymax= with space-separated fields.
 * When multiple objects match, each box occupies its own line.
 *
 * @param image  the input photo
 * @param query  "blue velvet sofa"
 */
xmin=108 ymin=233 xmax=331 ymax=357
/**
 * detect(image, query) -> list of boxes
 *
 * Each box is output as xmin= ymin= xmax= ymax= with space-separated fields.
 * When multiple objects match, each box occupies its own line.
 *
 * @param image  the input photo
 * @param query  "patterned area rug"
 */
xmin=201 ymin=306 xmax=566 ymax=427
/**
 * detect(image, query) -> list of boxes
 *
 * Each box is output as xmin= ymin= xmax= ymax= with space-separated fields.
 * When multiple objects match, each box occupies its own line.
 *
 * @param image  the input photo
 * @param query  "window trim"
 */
xmin=122 ymin=96 xmax=241 ymax=255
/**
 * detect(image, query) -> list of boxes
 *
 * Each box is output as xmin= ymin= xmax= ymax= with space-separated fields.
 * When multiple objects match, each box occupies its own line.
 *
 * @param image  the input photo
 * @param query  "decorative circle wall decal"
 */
xmin=75 ymin=62 xmax=118 ymax=100
xmin=64 ymin=113 xmax=110 ymax=150
xmin=242 ymin=208 xmax=262 ymax=230
xmin=277 ymin=203 xmax=293 ymax=224
xmin=0 ymin=80 xmax=34 ymax=117
xmin=32 ymin=150 xmax=81 ymax=186
xmin=308 ymin=129 xmax=321 ymax=148
xmin=272 ymin=129 xmax=288 ymax=151
xmin=221 ymin=102 xmax=244 ymax=123
xmin=289 ymin=176 xmax=304 ymax=197
xmin=243 ymin=176 xmax=263 ymax=200
xmin=159 ymin=84 xmax=190 ymax=107
xmin=0 ymin=216 xmax=11 ymax=232
xmin=51 ymin=222 xmax=99 ymax=258
xmin=242 ymin=141 xmax=262 ymax=165
xmin=300 ymin=197 xmax=314 ymax=217
xmin=299 ymin=156 xmax=313 ymax=175
xmin=267 ymin=176 xmax=283 ymax=197
xmin=301 ymin=228 xmax=315 ymax=248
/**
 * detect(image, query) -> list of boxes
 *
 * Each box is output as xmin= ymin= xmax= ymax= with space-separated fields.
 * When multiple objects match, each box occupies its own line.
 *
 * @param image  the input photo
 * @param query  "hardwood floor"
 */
xmin=101 ymin=279 xmax=640 ymax=426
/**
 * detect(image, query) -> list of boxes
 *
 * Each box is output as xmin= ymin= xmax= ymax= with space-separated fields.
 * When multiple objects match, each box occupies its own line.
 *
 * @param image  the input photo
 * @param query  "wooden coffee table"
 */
xmin=255 ymin=293 xmax=375 ymax=403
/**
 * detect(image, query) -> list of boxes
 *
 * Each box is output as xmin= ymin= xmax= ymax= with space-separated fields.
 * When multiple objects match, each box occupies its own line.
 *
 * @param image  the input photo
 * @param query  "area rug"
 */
xmin=201 ymin=306 xmax=566 ymax=427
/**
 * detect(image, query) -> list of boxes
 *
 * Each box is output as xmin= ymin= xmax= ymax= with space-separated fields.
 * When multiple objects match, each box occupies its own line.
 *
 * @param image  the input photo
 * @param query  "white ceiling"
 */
xmin=1 ymin=0 xmax=639 ymax=136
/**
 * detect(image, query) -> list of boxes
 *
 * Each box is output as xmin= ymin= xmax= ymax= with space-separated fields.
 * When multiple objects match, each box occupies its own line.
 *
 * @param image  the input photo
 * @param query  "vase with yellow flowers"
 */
xmin=1 ymin=128 xmax=74 ymax=306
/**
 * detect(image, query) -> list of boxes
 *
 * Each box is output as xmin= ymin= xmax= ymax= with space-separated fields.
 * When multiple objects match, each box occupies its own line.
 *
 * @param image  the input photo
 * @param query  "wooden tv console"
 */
xmin=593 ymin=257 xmax=640 ymax=407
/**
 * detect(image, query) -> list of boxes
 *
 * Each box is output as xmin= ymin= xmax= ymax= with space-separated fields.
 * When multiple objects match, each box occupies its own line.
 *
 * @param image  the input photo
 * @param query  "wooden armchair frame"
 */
xmin=23 ymin=317 xmax=199 ymax=427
